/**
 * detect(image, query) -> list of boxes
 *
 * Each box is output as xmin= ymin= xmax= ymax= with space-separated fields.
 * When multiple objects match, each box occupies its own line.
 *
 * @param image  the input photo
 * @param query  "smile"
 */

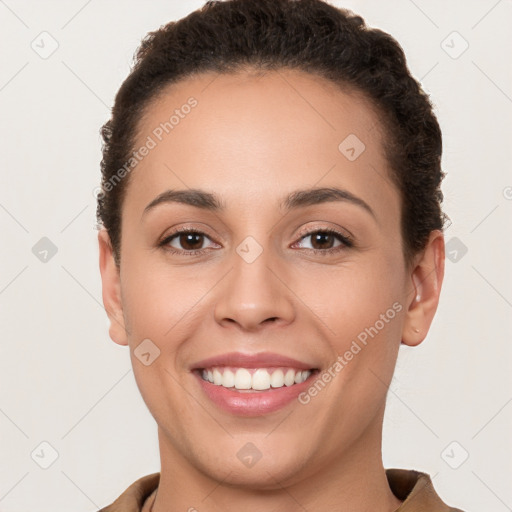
xmin=200 ymin=366 xmax=313 ymax=391
xmin=191 ymin=351 xmax=320 ymax=415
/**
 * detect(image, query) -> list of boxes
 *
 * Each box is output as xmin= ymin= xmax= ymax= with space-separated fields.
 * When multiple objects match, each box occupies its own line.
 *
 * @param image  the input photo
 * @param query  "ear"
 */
xmin=98 ymin=229 xmax=128 ymax=346
xmin=402 ymin=230 xmax=445 ymax=347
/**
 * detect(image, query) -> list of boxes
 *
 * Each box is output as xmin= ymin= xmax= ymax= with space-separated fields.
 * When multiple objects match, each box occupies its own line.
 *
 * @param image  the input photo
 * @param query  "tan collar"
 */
xmin=100 ymin=469 xmax=463 ymax=511
xmin=386 ymin=468 xmax=463 ymax=511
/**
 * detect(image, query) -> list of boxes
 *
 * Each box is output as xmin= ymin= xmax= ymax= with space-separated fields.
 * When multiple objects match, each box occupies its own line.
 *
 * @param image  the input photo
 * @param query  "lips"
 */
xmin=191 ymin=351 xmax=317 ymax=371
xmin=190 ymin=351 xmax=319 ymax=416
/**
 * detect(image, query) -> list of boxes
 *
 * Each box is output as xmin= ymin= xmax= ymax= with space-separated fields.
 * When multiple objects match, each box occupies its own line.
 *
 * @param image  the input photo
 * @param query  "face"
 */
xmin=99 ymin=69 xmax=444 ymax=488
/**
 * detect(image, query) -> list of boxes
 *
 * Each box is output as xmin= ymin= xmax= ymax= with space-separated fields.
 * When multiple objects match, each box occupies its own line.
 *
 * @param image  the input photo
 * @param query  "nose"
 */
xmin=213 ymin=246 xmax=296 ymax=332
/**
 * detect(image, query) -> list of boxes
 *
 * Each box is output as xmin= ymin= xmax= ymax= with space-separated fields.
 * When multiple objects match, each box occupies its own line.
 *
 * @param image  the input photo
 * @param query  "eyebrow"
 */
xmin=142 ymin=186 xmax=375 ymax=218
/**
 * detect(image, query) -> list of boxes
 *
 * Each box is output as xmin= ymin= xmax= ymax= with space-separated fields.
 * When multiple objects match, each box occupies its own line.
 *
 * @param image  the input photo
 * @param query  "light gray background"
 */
xmin=0 ymin=1 xmax=511 ymax=511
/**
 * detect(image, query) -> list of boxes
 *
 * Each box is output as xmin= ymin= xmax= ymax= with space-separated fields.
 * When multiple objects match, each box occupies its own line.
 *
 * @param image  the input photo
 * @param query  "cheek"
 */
xmin=291 ymin=258 xmax=405 ymax=337
xmin=121 ymin=258 xmax=208 ymax=340
xmin=120 ymin=260 xmax=220 ymax=409
xmin=292 ymin=257 xmax=406 ymax=409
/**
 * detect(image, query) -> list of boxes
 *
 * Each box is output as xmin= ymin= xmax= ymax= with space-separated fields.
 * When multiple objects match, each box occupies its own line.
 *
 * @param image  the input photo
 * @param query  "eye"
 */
xmin=159 ymin=228 xmax=219 ymax=255
xmin=292 ymin=228 xmax=353 ymax=254
xmin=158 ymin=227 xmax=353 ymax=256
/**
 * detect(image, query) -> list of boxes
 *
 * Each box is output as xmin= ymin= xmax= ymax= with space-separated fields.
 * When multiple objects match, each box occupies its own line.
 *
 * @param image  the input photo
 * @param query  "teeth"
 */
xmin=284 ymin=369 xmax=296 ymax=386
xmin=295 ymin=370 xmax=309 ymax=384
xmin=213 ymin=369 xmax=223 ymax=385
xmin=200 ymin=367 xmax=312 ymax=391
xmin=234 ymin=368 xmax=252 ymax=389
xmin=222 ymin=369 xmax=235 ymax=388
xmin=270 ymin=369 xmax=284 ymax=388
xmin=252 ymin=369 xmax=271 ymax=390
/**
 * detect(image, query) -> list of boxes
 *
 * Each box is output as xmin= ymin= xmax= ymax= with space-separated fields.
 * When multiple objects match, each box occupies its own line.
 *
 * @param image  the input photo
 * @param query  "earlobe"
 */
xmin=402 ymin=230 xmax=445 ymax=347
xmin=98 ymin=229 xmax=128 ymax=346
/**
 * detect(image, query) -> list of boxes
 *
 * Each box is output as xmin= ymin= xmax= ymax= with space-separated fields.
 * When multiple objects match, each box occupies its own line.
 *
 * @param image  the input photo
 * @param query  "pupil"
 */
xmin=182 ymin=233 xmax=202 ymax=250
xmin=313 ymin=233 xmax=333 ymax=249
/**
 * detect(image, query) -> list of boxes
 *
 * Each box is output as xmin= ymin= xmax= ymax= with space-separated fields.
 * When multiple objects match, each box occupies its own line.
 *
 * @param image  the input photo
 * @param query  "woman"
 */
xmin=96 ymin=0 xmax=463 ymax=510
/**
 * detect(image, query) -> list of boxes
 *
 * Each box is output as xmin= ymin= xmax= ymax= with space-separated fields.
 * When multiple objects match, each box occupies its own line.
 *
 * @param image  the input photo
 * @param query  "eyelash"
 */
xmin=158 ymin=227 xmax=354 ymax=257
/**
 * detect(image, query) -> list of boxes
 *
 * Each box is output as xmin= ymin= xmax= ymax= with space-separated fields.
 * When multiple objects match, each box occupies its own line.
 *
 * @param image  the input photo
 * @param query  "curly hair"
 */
xmin=97 ymin=0 xmax=445 ymax=267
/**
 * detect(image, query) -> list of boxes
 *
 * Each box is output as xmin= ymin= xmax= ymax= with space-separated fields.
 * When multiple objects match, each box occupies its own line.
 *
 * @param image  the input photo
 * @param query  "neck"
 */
xmin=151 ymin=414 xmax=402 ymax=512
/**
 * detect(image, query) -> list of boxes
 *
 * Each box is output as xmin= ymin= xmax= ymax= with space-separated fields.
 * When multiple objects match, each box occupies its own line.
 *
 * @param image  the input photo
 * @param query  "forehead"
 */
xmin=126 ymin=69 xmax=397 ymax=220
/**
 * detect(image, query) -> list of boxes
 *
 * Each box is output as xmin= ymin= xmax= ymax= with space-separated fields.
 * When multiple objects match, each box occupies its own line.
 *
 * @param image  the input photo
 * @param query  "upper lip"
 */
xmin=191 ymin=352 xmax=317 ymax=371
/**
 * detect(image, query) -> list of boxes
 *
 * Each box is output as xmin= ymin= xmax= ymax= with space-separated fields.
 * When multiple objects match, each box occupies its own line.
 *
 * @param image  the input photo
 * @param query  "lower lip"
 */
xmin=193 ymin=371 xmax=317 ymax=416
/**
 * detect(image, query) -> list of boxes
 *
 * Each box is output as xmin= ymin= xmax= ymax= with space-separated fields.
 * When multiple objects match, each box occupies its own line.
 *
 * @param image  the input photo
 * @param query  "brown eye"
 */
xmin=293 ymin=228 xmax=353 ymax=254
xmin=159 ymin=229 xmax=220 ymax=255
xmin=309 ymin=232 xmax=337 ymax=250
xmin=177 ymin=232 xmax=205 ymax=251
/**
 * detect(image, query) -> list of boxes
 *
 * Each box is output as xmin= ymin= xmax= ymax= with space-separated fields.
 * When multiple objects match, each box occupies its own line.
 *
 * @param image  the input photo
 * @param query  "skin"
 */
xmin=98 ymin=69 xmax=445 ymax=512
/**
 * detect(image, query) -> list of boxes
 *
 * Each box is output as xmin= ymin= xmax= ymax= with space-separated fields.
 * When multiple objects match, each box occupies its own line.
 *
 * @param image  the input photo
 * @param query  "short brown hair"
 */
xmin=97 ymin=0 xmax=445 ymax=267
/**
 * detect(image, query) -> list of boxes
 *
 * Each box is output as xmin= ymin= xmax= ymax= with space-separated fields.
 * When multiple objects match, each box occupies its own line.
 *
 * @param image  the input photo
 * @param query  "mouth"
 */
xmin=195 ymin=366 xmax=316 ymax=392
xmin=190 ymin=352 xmax=320 ymax=415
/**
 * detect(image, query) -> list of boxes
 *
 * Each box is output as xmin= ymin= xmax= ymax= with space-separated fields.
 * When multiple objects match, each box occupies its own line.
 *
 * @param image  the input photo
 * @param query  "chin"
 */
xmin=199 ymin=450 xmax=312 ymax=490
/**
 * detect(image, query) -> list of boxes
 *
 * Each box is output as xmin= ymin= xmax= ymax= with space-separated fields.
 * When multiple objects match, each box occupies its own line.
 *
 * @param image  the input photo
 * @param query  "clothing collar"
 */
xmin=100 ymin=468 xmax=463 ymax=511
